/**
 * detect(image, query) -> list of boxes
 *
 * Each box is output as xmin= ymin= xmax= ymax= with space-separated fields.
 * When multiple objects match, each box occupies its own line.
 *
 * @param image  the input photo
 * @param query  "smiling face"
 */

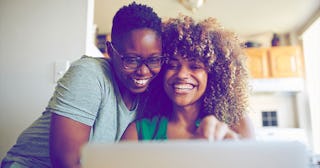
xmin=110 ymin=28 xmax=162 ymax=94
xmin=164 ymin=55 xmax=208 ymax=108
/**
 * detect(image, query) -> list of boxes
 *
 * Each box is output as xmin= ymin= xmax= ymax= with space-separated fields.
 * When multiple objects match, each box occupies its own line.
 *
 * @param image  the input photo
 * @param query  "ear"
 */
xmin=105 ymin=41 xmax=113 ymax=59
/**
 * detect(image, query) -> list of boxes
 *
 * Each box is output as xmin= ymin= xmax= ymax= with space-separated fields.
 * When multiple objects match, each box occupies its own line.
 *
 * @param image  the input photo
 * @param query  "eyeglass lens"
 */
xmin=109 ymin=42 xmax=165 ymax=70
xmin=122 ymin=56 xmax=165 ymax=70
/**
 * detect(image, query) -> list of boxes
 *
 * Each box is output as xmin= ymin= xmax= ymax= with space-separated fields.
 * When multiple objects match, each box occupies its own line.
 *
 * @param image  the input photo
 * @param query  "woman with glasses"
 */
xmin=121 ymin=15 xmax=255 ymax=141
xmin=1 ymin=2 xmax=163 ymax=168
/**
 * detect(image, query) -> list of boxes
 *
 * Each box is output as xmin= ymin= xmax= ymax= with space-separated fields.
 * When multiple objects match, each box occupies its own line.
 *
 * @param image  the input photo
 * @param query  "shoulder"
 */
xmin=63 ymin=56 xmax=114 ymax=84
xmin=71 ymin=56 xmax=111 ymax=73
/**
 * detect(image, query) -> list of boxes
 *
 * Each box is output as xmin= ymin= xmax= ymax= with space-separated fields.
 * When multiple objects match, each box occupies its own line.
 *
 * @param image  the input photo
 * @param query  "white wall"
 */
xmin=248 ymin=92 xmax=299 ymax=128
xmin=0 ymin=0 xmax=90 ymax=161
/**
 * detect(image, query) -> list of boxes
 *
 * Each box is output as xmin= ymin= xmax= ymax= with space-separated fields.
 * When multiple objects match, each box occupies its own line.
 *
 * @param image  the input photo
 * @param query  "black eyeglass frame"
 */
xmin=108 ymin=42 xmax=167 ymax=70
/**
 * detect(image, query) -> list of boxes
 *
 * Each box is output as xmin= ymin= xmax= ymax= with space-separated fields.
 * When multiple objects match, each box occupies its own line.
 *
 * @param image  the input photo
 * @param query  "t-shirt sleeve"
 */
xmin=47 ymin=58 xmax=106 ymax=126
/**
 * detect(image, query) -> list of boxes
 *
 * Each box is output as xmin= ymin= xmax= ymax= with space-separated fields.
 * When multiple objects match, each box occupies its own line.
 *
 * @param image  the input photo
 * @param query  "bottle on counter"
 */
xmin=271 ymin=33 xmax=280 ymax=46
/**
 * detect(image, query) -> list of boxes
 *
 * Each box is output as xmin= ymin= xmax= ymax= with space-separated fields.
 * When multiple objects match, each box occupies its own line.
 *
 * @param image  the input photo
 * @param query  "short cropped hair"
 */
xmin=111 ymin=2 xmax=162 ymax=51
xmin=140 ymin=15 xmax=249 ymax=126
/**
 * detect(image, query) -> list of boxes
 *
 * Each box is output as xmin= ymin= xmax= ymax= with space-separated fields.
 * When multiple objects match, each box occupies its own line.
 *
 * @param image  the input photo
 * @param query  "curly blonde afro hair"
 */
xmin=139 ymin=15 xmax=249 ymax=126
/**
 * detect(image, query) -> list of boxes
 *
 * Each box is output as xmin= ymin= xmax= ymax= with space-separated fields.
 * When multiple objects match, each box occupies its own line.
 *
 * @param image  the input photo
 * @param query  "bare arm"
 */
xmin=194 ymin=114 xmax=255 ymax=141
xmin=231 ymin=114 xmax=255 ymax=139
xmin=50 ymin=113 xmax=91 ymax=168
xmin=120 ymin=122 xmax=139 ymax=141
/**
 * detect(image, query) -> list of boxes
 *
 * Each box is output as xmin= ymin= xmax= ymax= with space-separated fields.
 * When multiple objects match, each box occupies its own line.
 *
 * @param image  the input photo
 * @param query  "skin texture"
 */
xmin=108 ymin=28 xmax=162 ymax=108
xmin=111 ymin=29 xmax=162 ymax=95
xmin=50 ymin=114 xmax=90 ymax=168
xmin=121 ymin=115 xmax=254 ymax=141
xmin=50 ymin=28 xmax=162 ymax=168
xmin=163 ymin=56 xmax=242 ymax=140
xmin=164 ymin=56 xmax=208 ymax=108
xmin=121 ymin=15 xmax=255 ymax=142
xmin=121 ymin=55 xmax=254 ymax=141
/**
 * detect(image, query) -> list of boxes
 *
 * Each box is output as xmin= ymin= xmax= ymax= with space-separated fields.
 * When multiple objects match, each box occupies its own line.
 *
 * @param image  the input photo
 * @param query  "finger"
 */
xmin=224 ymin=130 xmax=239 ymax=140
xmin=214 ymin=123 xmax=228 ymax=141
xmin=195 ymin=125 xmax=215 ymax=141
xmin=195 ymin=116 xmax=218 ymax=140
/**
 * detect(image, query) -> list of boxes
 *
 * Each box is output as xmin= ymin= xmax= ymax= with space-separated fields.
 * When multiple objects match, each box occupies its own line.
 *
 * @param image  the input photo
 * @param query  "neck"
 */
xmin=171 ymin=103 xmax=201 ymax=131
xmin=118 ymin=84 xmax=138 ymax=111
xmin=166 ymin=103 xmax=201 ymax=139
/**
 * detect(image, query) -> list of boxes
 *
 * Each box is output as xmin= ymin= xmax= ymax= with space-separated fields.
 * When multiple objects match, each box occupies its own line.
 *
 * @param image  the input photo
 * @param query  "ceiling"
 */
xmin=94 ymin=0 xmax=320 ymax=36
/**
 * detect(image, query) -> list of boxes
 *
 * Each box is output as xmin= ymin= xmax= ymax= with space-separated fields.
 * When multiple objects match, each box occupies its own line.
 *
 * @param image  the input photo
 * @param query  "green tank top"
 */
xmin=136 ymin=116 xmax=168 ymax=140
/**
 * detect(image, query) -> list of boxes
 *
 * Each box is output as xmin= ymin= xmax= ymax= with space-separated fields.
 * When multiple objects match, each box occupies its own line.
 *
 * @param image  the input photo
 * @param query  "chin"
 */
xmin=172 ymin=101 xmax=189 ymax=107
xmin=130 ymin=87 xmax=148 ymax=94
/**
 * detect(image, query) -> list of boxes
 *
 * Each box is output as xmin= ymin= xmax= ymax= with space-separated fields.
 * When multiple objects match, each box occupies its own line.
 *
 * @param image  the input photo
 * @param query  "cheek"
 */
xmin=151 ymin=67 xmax=162 ymax=76
xmin=199 ymin=73 xmax=208 ymax=95
xmin=163 ymin=72 xmax=173 ymax=92
xmin=112 ymin=60 xmax=130 ymax=79
xmin=164 ymin=71 xmax=174 ymax=84
xmin=112 ymin=57 xmax=122 ymax=70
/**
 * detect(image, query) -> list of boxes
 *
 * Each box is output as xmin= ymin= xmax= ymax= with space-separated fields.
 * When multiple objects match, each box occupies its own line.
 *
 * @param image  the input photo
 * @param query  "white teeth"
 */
xmin=133 ymin=79 xmax=148 ymax=85
xmin=174 ymin=84 xmax=194 ymax=90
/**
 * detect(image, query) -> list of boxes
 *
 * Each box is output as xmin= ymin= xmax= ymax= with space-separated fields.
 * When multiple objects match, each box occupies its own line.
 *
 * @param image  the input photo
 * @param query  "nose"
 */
xmin=176 ymin=66 xmax=190 ymax=79
xmin=136 ymin=63 xmax=151 ymax=75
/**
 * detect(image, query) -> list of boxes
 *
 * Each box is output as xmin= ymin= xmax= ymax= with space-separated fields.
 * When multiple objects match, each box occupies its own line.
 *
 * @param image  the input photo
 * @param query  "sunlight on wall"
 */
xmin=302 ymin=17 xmax=320 ymax=154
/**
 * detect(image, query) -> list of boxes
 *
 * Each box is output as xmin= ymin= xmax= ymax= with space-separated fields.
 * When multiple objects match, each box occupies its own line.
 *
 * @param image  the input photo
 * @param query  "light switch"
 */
xmin=54 ymin=60 xmax=70 ymax=82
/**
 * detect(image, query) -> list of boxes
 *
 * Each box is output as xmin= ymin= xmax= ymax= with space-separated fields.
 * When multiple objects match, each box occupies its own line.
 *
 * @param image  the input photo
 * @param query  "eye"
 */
xmin=189 ymin=62 xmax=205 ymax=70
xmin=166 ymin=60 xmax=180 ymax=70
xmin=123 ymin=56 xmax=140 ymax=64
xmin=147 ymin=56 xmax=162 ymax=64
xmin=190 ymin=64 xmax=204 ymax=69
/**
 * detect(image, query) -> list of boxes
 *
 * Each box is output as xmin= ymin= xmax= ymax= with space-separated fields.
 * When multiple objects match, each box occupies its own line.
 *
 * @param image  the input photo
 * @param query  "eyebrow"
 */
xmin=169 ymin=57 xmax=201 ymax=62
xmin=123 ymin=53 xmax=163 ymax=57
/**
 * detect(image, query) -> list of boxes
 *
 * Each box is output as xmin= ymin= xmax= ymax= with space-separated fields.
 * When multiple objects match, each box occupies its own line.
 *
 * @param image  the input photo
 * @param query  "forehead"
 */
xmin=169 ymin=55 xmax=203 ymax=63
xmin=120 ymin=29 xmax=161 ymax=46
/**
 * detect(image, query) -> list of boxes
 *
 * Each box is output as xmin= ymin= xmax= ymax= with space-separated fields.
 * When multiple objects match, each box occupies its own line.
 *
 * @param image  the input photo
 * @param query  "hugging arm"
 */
xmin=50 ymin=113 xmax=91 ymax=168
xmin=231 ymin=114 xmax=255 ymax=139
xmin=194 ymin=114 xmax=255 ymax=141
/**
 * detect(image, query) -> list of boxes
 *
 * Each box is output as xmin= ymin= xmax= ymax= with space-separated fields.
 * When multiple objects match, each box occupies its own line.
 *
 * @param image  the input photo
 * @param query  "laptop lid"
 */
xmin=81 ymin=140 xmax=309 ymax=168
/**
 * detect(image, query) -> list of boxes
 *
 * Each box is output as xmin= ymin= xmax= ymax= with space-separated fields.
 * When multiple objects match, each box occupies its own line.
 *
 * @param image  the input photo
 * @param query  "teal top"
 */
xmin=136 ymin=116 xmax=168 ymax=140
xmin=1 ymin=56 xmax=137 ymax=168
xmin=136 ymin=116 xmax=202 ymax=140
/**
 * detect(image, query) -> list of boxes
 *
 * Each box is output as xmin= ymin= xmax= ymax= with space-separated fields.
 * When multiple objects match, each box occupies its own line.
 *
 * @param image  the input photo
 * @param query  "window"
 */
xmin=262 ymin=111 xmax=278 ymax=127
xmin=302 ymin=16 xmax=320 ymax=154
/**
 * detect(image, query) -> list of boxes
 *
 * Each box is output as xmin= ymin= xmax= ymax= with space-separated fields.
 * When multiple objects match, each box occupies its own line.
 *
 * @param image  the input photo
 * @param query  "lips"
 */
xmin=174 ymin=83 xmax=194 ymax=90
xmin=133 ymin=78 xmax=150 ymax=87
xmin=172 ymin=83 xmax=196 ymax=94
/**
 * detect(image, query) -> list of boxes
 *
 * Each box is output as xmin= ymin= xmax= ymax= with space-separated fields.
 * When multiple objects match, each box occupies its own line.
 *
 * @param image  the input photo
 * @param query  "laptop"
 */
xmin=81 ymin=140 xmax=309 ymax=168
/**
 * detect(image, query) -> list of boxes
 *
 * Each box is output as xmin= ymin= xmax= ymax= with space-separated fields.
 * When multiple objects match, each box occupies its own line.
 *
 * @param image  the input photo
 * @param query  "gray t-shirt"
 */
xmin=1 ymin=56 xmax=136 ymax=167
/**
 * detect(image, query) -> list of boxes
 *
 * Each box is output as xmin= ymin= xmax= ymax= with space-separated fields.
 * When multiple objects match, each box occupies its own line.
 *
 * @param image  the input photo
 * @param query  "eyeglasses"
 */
xmin=110 ymin=42 xmax=167 ymax=70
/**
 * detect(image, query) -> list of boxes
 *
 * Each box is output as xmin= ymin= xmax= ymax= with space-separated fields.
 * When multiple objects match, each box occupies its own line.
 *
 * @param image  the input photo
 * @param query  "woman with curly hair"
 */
xmin=121 ymin=15 xmax=254 ymax=141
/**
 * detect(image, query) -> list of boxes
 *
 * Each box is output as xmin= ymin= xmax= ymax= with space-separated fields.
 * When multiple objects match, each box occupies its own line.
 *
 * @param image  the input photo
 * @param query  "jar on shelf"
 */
xmin=271 ymin=33 xmax=280 ymax=46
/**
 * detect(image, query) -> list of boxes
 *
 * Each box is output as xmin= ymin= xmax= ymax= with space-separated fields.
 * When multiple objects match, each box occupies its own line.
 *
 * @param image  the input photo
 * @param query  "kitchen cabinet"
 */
xmin=245 ymin=48 xmax=269 ymax=78
xmin=244 ymin=46 xmax=304 ymax=78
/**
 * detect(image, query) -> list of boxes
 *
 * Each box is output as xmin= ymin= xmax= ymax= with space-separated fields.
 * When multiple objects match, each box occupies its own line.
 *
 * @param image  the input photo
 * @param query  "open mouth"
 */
xmin=173 ymin=83 xmax=195 ymax=92
xmin=133 ymin=78 xmax=150 ymax=87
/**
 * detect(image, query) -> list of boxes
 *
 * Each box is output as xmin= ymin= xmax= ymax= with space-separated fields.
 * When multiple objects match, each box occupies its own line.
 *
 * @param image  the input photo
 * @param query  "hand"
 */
xmin=193 ymin=115 xmax=239 ymax=141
